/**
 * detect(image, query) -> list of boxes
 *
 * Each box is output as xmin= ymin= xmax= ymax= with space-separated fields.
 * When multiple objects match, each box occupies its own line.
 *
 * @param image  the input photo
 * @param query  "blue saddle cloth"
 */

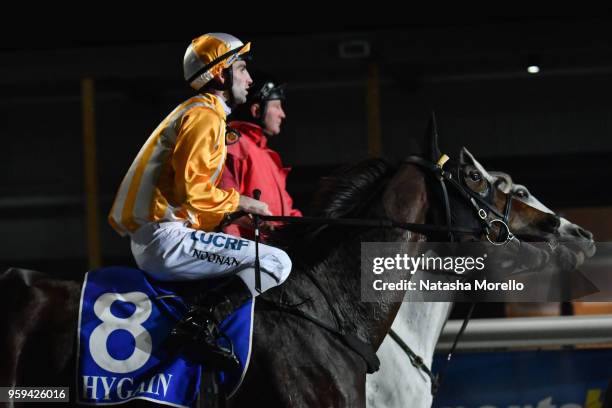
xmin=77 ymin=266 xmax=254 ymax=407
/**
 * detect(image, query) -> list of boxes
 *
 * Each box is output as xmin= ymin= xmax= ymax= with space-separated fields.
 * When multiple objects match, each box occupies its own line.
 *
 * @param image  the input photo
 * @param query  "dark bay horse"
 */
xmin=0 ymin=127 xmax=579 ymax=407
xmin=0 ymin=158 xmax=424 ymax=408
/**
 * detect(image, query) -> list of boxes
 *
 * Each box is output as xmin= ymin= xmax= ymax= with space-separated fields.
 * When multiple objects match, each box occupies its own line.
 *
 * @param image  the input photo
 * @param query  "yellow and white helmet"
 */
xmin=183 ymin=33 xmax=251 ymax=91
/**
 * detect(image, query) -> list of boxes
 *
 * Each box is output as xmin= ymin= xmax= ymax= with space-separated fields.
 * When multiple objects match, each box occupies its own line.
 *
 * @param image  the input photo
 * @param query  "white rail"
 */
xmin=436 ymin=314 xmax=612 ymax=350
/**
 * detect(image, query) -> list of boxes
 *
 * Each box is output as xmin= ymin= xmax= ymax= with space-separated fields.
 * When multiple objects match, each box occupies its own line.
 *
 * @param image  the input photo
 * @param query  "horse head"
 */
xmin=418 ymin=112 xmax=595 ymax=264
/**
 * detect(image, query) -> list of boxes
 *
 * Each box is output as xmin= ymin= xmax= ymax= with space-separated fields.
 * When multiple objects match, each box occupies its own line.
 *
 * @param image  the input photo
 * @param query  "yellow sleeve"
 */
xmin=173 ymin=107 xmax=239 ymax=230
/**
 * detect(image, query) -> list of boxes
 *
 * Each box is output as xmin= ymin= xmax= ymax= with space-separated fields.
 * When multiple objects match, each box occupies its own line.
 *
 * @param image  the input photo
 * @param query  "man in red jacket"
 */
xmin=220 ymin=78 xmax=302 ymax=239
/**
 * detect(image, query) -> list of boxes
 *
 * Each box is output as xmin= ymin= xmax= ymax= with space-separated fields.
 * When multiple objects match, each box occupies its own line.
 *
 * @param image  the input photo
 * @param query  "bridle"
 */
xmin=402 ymin=154 xmax=516 ymax=246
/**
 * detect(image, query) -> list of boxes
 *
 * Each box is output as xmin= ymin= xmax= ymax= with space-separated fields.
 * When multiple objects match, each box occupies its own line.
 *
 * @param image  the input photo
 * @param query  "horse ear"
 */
xmin=460 ymin=146 xmax=475 ymax=165
xmin=426 ymin=111 xmax=442 ymax=162
xmin=461 ymin=146 xmax=494 ymax=181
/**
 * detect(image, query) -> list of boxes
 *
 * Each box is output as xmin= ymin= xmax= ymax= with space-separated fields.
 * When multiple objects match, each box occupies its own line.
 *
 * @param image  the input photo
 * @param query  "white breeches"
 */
xmin=130 ymin=221 xmax=292 ymax=296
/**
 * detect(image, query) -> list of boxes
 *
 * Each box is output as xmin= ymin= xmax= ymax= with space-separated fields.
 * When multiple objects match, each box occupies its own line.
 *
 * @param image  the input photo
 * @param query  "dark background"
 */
xmin=2 ymin=13 xmax=611 ymax=318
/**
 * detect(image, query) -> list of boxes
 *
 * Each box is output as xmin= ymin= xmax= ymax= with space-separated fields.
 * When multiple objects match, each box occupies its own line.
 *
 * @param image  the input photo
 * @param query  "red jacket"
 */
xmin=220 ymin=121 xmax=302 ymax=239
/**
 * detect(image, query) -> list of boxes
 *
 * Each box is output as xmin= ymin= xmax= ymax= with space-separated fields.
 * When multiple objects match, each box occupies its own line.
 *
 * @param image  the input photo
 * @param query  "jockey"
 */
xmin=221 ymin=76 xmax=302 ymax=240
xmin=108 ymin=33 xmax=292 ymax=370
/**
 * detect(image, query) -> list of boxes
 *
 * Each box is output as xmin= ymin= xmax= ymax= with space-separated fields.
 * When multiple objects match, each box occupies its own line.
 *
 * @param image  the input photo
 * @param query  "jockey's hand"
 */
xmin=232 ymin=215 xmax=276 ymax=232
xmin=261 ymin=222 xmax=277 ymax=233
xmin=233 ymin=214 xmax=254 ymax=230
xmin=238 ymin=195 xmax=272 ymax=217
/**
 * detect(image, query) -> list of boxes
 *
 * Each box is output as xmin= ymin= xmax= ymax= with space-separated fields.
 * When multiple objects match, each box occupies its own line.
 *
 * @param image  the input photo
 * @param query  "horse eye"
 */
xmin=516 ymin=189 xmax=529 ymax=199
xmin=469 ymin=171 xmax=482 ymax=182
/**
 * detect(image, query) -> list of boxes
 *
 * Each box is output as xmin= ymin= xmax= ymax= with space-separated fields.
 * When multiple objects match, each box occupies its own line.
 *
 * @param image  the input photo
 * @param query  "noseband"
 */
xmin=403 ymin=154 xmax=516 ymax=246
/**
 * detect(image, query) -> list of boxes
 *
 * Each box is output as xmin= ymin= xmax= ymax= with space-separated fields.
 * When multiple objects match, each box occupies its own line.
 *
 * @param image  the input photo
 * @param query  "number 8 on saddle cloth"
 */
xmin=77 ymin=266 xmax=254 ymax=407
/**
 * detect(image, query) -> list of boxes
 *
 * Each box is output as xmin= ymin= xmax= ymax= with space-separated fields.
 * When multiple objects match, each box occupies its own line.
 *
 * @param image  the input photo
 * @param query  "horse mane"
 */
xmin=311 ymin=158 xmax=395 ymax=218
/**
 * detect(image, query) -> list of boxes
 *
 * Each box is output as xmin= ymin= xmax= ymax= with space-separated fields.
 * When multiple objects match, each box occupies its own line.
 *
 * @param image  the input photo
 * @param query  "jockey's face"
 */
xmin=262 ymin=99 xmax=286 ymax=136
xmin=231 ymin=60 xmax=252 ymax=105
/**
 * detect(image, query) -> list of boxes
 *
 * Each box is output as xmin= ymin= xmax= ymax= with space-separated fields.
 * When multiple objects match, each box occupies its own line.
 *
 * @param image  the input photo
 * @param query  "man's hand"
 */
xmin=238 ymin=195 xmax=272 ymax=217
xmin=229 ymin=214 xmax=277 ymax=233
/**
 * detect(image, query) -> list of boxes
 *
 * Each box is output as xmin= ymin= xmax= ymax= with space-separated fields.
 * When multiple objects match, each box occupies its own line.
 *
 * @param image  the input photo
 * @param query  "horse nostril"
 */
xmin=545 ymin=216 xmax=561 ymax=233
xmin=575 ymin=226 xmax=593 ymax=240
